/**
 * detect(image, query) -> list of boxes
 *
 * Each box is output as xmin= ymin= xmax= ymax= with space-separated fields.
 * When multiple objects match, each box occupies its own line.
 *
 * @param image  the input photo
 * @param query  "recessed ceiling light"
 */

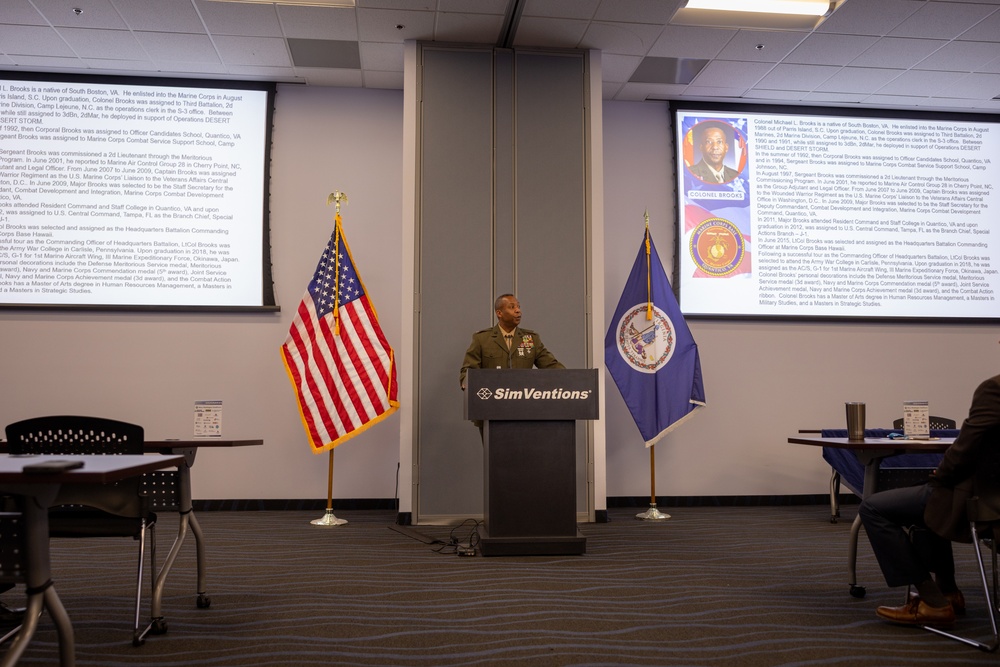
xmin=671 ymin=0 xmax=844 ymax=30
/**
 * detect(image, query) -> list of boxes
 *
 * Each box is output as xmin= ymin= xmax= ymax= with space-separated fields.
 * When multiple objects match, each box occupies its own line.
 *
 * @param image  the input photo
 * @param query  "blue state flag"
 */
xmin=605 ymin=228 xmax=706 ymax=446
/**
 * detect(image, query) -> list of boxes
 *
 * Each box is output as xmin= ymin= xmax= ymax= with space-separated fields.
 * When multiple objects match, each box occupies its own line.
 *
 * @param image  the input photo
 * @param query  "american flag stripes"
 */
xmin=281 ymin=213 xmax=399 ymax=454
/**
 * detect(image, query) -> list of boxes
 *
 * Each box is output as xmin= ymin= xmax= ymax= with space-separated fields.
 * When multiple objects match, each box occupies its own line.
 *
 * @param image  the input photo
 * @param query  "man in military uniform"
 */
xmin=460 ymin=294 xmax=564 ymax=394
xmin=688 ymin=122 xmax=739 ymax=184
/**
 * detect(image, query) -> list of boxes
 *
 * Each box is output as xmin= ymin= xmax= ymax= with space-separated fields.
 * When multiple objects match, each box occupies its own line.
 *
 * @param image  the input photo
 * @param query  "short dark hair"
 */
xmin=697 ymin=120 xmax=732 ymax=143
xmin=494 ymin=294 xmax=515 ymax=311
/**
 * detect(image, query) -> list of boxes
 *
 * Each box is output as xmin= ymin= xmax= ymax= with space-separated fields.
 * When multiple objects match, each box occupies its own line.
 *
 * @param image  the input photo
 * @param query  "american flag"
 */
xmin=281 ymin=214 xmax=399 ymax=454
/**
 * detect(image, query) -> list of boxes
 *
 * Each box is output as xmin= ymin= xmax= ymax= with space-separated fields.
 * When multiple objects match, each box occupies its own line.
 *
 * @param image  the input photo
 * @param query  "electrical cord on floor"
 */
xmin=433 ymin=519 xmax=482 ymax=557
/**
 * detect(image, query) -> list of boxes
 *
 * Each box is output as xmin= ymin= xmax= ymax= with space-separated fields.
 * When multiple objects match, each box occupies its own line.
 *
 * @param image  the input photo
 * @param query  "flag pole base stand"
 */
xmin=310 ymin=509 xmax=348 ymax=526
xmin=636 ymin=504 xmax=671 ymax=521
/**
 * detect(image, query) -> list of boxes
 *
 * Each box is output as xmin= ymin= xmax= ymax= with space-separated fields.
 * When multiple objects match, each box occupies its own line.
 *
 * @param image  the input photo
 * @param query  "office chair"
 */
xmin=919 ymin=447 xmax=1000 ymax=652
xmin=4 ymin=416 xmax=156 ymax=646
xmin=828 ymin=417 xmax=957 ymax=523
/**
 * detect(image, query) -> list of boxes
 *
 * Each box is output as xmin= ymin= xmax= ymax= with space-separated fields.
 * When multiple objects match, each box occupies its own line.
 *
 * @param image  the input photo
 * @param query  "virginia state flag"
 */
xmin=605 ymin=227 xmax=705 ymax=446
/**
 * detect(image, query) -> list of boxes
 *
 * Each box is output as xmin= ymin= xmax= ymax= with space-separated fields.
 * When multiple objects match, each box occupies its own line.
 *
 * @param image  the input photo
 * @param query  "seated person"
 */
xmin=858 ymin=370 xmax=1000 ymax=626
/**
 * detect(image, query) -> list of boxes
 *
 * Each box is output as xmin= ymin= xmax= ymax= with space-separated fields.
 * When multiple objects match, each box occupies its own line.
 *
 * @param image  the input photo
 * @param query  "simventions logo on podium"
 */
xmin=465 ymin=369 xmax=599 ymax=422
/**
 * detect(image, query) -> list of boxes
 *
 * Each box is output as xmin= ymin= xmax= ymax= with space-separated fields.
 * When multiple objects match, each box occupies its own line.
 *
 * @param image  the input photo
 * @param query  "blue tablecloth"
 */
xmin=821 ymin=428 xmax=959 ymax=496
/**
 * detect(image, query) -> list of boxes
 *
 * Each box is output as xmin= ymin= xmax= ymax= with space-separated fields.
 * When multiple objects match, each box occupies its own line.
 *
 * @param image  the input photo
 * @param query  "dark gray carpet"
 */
xmin=6 ymin=505 xmax=998 ymax=666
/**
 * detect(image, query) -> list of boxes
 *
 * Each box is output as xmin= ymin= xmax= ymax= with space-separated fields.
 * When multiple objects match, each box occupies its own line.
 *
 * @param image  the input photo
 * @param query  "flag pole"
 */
xmin=310 ymin=189 xmax=350 ymax=527
xmin=636 ymin=444 xmax=670 ymax=520
xmin=311 ymin=449 xmax=348 ymax=526
xmin=636 ymin=210 xmax=669 ymax=521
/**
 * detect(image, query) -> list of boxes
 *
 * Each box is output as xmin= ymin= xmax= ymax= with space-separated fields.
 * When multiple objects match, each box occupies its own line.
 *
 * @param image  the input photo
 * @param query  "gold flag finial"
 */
xmin=326 ymin=190 xmax=348 ymax=335
xmin=644 ymin=209 xmax=649 ymax=229
xmin=327 ymin=190 xmax=348 ymax=214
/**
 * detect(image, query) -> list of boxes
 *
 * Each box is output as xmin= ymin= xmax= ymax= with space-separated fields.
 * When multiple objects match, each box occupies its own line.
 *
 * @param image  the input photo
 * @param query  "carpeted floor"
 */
xmin=5 ymin=505 xmax=998 ymax=666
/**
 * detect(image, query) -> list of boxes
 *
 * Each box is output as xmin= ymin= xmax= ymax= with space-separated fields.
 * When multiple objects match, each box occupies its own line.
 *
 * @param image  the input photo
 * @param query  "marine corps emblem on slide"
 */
xmin=614 ymin=304 xmax=676 ymax=374
xmin=690 ymin=218 xmax=745 ymax=276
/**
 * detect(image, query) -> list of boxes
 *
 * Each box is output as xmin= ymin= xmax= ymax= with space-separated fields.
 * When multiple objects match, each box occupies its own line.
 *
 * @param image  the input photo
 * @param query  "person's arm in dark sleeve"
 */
xmin=932 ymin=375 xmax=1000 ymax=487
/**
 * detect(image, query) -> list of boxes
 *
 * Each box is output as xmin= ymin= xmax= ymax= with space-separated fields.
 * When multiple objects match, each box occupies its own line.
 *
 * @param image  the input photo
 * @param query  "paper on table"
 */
xmin=903 ymin=401 xmax=929 ymax=438
xmin=194 ymin=400 xmax=222 ymax=438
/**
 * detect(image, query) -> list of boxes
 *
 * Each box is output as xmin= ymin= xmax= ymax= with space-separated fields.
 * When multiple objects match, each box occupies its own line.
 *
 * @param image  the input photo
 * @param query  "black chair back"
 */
xmin=892 ymin=416 xmax=957 ymax=430
xmin=6 ymin=415 xmax=143 ymax=456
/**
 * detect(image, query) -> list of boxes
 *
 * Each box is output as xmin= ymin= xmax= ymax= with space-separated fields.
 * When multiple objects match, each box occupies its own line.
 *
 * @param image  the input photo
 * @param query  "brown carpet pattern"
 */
xmin=5 ymin=505 xmax=998 ymax=666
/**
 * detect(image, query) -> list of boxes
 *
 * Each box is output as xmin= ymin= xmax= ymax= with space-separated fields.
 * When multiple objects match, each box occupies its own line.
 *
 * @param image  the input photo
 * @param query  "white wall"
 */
xmin=0 ymin=87 xmax=991 ymax=501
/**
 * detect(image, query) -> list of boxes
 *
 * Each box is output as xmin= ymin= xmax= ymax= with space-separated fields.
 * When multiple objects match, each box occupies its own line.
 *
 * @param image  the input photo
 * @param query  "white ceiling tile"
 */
xmin=602 ymin=80 xmax=623 ymax=98
xmin=616 ymin=81 xmax=683 ymax=101
xmin=754 ymin=63 xmax=840 ymax=91
xmin=214 ymin=35 xmax=291 ymax=67
xmin=914 ymin=40 xmax=999 ymax=71
xmin=863 ymin=93 xmax=933 ymax=106
xmin=888 ymin=1 xmax=997 ymax=39
xmin=2 ymin=54 xmax=84 ymax=68
xmin=874 ymin=68 xmax=962 ymax=95
xmin=357 ymin=8 xmax=435 ymax=42
xmin=936 ymin=71 xmax=1000 ymax=99
xmin=715 ymin=30 xmax=808 ymax=64
xmin=60 ymin=28 xmax=148 ymax=60
xmin=956 ymin=8 xmax=1000 ymax=41
xmin=523 ymin=0 xmax=601 ymax=20
xmin=815 ymin=67 xmax=903 ymax=94
xmin=815 ymin=0 xmax=922 ymax=36
xmin=593 ymin=0 xmax=682 ymax=25
xmin=296 ymin=67 xmax=363 ymax=87
xmin=359 ymin=41 xmax=403 ymax=71
xmin=512 ymin=16 xmax=587 ymax=48
xmin=848 ymin=37 xmax=947 ymax=69
xmin=580 ymin=21 xmax=664 ymax=56
xmin=680 ymin=85 xmax=752 ymax=98
xmin=112 ymin=0 xmax=207 ymax=33
xmin=226 ymin=64 xmax=295 ymax=77
xmin=438 ymin=0 xmax=508 ymax=15
xmin=32 ymin=0 xmax=128 ymax=29
xmin=358 ymin=0 xmax=435 ymax=9
xmin=435 ymin=12 xmax=505 ymax=43
xmin=601 ymin=53 xmax=643 ymax=83
xmin=647 ymin=25 xmax=735 ymax=60
xmin=784 ymin=33 xmax=879 ymax=67
xmin=151 ymin=61 xmax=229 ymax=75
xmin=1 ymin=0 xmax=48 ymax=25
xmin=745 ymin=89 xmax=808 ymax=101
xmin=970 ymin=98 xmax=1000 ymax=111
xmin=194 ymin=1 xmax=283 ymax=37
xmin=980 ymin=55 xmax=1000 ymax=74
xmin=690 ymin=60 xmax=774 ymax=89
xmin=0 ymin=0 xmax=994 ymax=108
xmin=0 ymin=24 xmax=76 ymax=57
xmin=802 ymin=91 xmax=868 ymax=104
xmin=277 ymin=6 xmax=358 ymax=41
xmin=80 ymin=59 xmax=159 ymax=72
xmin=135 ymin=31 xmax=221 ymax=64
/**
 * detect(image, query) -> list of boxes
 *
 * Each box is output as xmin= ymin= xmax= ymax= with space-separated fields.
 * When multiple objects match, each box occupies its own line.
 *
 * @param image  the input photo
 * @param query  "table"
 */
xmin=140 ymin=440 xmax=262 ymax=640
xmin=0 ymin=453 xmax=184 ymax=667
xmin=788 ymin=436 xmax=952 ymax=598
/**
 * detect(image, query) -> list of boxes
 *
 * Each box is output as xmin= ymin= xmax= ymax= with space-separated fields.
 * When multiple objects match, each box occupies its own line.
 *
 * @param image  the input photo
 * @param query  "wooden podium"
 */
xmin=465 ymin=368 xmax=598 ymax=556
